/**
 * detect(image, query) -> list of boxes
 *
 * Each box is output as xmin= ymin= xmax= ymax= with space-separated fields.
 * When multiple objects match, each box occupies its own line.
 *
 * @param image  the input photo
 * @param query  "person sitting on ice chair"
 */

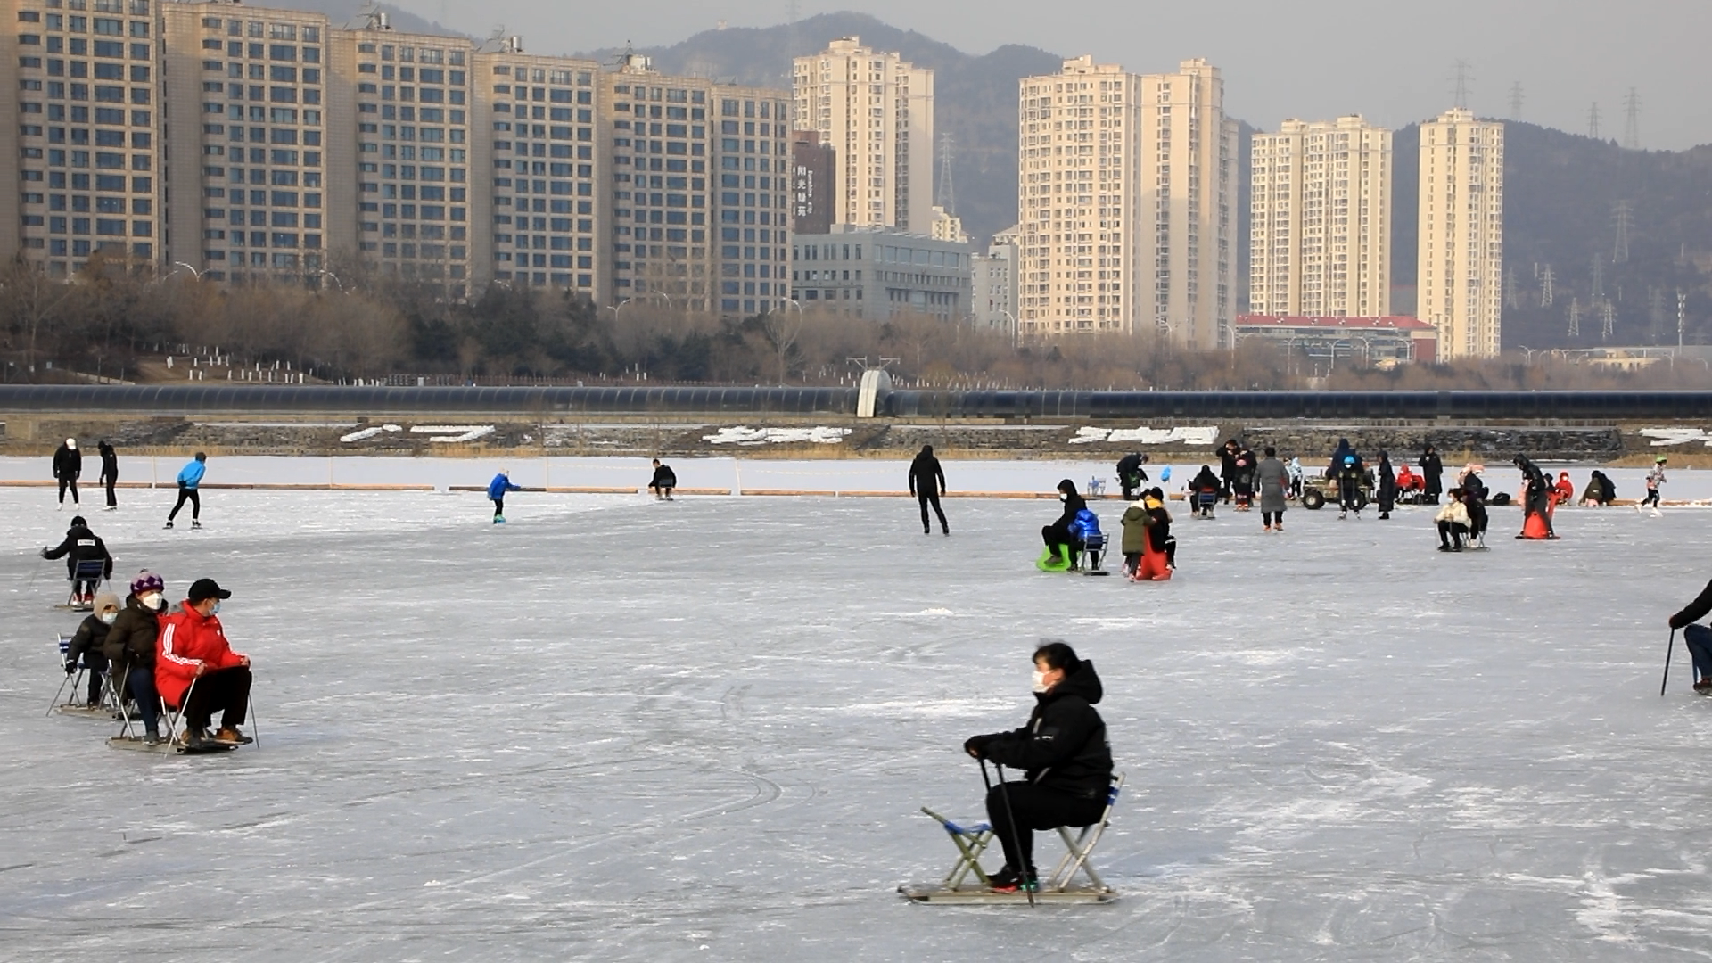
xmin=157 ymin=578 xmax=253 ymax=748
xmin=1039 ymin=480 xmax=1087 ymax=569
xmin=962 ymin=641 xmax=1113 ymax=893
xmin=42 ymin=515 xmax=112 ymax=605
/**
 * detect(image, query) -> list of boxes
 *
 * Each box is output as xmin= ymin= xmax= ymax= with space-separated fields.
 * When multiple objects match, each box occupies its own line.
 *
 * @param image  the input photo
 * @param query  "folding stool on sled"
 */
xmin=57 ymin=558 xmax=106 ymax=611
xmin=899 ymin=772 xmax=1124 ymax=903
xmin=109 ymin=676 xmax=260 ymax=755
xmin=47 ymin=632 xmax=120 ymax=719
xmin=1073 ymin=532 xmax=1110 ymax=576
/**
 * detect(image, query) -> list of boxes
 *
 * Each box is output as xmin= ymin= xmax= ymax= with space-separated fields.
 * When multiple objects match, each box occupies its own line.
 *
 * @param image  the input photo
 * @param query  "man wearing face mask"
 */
xmin=158 ymin=578 xmax=252 ymax=748
xmin=104 ymin=571 xmax=170 ymax=744
xmin=1040 ymin=479 xmax=1088 ymax=568
xmin=963 ymin=641 xmax=1113 ymax=893
xmin=64 ymin=592 xmax=120 ymax=707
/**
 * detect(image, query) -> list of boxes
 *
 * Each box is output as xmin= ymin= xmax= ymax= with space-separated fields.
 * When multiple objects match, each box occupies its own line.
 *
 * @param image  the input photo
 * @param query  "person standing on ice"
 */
xmin=165 ymin=452 xmax=206 ymax=530
xmin=908 ymin=445 xmax=949 ymax=536
xmin=963 ymin=641 xmax=1113 ymax=894
xmin=1420 ymin=445 xmax=1444 ymax=504
xmin=1327 ymin=439 xmax=1364 ymax=519
xmin=1256 ymin=447 xmax=1288 ymax=532
xmin=1668 ymin=581 xmax=1712 ymax=693
xmin=52 ymin=437 xmax=82 ymax=508
xmin=1375 ymin=451 xmax=1397 ymax=520
xmin=1512 ymin=454 xmax=1555 ymax=538
xmin=97 ymin=440 xmax=119 ymax=510
xmin=1639 ymin=457 xmax=1666 ymax=516
xmin=487 ymin=468 xmax=522 ymax=524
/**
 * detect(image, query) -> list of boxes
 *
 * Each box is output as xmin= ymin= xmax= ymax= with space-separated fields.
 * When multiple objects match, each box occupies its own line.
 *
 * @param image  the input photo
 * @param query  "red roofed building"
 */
xmin=1235 ymin=316 xmax=1437 ymax=365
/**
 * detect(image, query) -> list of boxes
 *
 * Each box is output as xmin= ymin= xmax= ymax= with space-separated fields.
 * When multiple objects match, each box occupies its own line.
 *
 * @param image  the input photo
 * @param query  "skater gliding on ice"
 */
xmin=52 ymin=438 xmax=82 ymax=508
xmin=1640 ymin=457 xmax=1666 ymax=515
xmin=908 ymin=445 xmax=949 ymax=535
xmin=97 ymin=440 xmax=119 ymax=510
xmin=962 ymin=641 xmax=1113 ymax=893
xmin=488 ymin=469 xmax=522 ymax=523
xmin=165 ymin=453 xmax=207 ymax=530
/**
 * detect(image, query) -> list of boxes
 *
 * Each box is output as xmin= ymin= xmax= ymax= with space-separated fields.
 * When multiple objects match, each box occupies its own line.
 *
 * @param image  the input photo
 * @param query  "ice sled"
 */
xmin=1130 ymin=543 xmax=1172 ymax=582
xmin=47 ymin=632 xmax=122 ymax=719
xmin=899 ymin=773 xmax=1123 ymax=904
xmin=1036 ymin=544 xmax=1074 ymax=573
xmin=109 ymin=675 xmax=259 ymax=756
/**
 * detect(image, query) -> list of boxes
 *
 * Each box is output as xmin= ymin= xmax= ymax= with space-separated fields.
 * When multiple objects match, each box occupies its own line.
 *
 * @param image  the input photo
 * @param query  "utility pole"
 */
xmin=1623 ymin=88 xmax=1642 ymax=150
xmin=1451 ymin=60 xmax=1474 ymax=110
xmin=1613 ymin=201 xmax=1632 ymax=263
xmin=1600 ymin=300 xmax=1615 ymax=341
xmin=1508 ymin=81 xmax=1524 ymax=121
xmin=1588 ymin=102 xmax=1601 ymax=140
xmin=1650 ymin=287 xmax=1666 ymax=344
xmin=1505 ymin=266 xmax=1519 ymax=309
xmin=1591 ymin=253 xmax=1604 ymax=301
xmin=1568 ymin=296 xmax=1581 ymax=338
xmin=1680 ymin=290 xmax=1688 ymax=352
xmin=1540 ymin=264 xmax=1555 ymax=308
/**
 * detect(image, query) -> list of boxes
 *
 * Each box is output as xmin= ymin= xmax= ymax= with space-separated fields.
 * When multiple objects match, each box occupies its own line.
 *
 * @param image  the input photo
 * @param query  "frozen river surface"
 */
xmin=4 ymin=469 xmax=1712 ymax=961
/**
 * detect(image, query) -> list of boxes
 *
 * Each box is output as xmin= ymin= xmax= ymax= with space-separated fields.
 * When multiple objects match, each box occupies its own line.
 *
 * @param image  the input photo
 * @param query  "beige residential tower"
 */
xmin=1417 ymin=107 xmax=1504 ymax=360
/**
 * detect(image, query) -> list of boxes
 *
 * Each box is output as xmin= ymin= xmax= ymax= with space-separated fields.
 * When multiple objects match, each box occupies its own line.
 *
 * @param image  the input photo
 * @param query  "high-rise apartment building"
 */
xmin=472 ymin=41 xmax=601 ymax=297
xmin=1017 ymin=57 xmax=1235 ymax=348
xmin=792 ymin=37 xmax=932 ymax=233
xmin=2 ymin=0 xmax=163 ymax=276
xmin=1249 ymin=116 xmax=1391 ymax=317
xmin=603 ymin=54 xmax=790 ymax=316
xmin=161 ymin=2 xmax=333 ymax=283
xmin=971 ymin=227 xmax=1019 ymax=333
xmin=1418 ymin=107 xmax=1503 ymax=360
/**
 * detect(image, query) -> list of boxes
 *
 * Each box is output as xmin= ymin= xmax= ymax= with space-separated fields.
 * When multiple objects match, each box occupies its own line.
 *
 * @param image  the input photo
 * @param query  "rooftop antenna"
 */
xmin=936 ymin=132 xmax=955 ymax=212
xmin=1613 ymin=201 xmax=1633 ymax=263
xmin=1508 ymin=81 xmax=1524 ymax=121
xmin=1588 ymin=102 xmax=1601 ymax=140
xmin=1451 ymin=60 xmax=1474 ymax=110
xmin=1623 ymin=87 xmax=1642 ymax=149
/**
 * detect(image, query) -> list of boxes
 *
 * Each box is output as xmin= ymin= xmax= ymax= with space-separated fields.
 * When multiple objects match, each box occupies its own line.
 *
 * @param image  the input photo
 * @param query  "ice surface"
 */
xmin=4 ymin=460 xmax=1712 ymax=961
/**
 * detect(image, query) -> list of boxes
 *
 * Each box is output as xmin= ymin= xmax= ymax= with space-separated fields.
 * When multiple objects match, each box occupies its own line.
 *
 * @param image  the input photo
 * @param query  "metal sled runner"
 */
xmin=899 ymin=772 xmax=1123 ymax=904
xmin=47 ymin=632 xmax=120 ymax=719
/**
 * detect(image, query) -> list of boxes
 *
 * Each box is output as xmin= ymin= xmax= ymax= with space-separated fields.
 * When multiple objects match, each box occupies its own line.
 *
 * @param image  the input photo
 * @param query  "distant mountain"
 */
xmin=579 ymin=12 xmax=1064 ymax=244
xmin=282 ymin=0 xmax=458 ymax=36
xmin=1393 ymin=121 xmax=1712 ymax=348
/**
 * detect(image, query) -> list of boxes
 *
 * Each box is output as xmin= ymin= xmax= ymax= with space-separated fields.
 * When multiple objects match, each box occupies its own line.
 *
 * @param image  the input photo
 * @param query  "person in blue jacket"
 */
xmin=488 ymin=468 xmax=523 ymax=523
xmin=165 ymin=452 xmax=207 ymax=530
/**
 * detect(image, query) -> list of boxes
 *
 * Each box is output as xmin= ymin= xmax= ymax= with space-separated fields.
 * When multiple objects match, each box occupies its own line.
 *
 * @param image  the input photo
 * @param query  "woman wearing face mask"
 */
xmin=962 ymin=642 xmax=1114 ymax=893
xmin=103 ymin=571 xmax=170 ymax=744
xmin=64 ymin=592 xmax=120 ymax=707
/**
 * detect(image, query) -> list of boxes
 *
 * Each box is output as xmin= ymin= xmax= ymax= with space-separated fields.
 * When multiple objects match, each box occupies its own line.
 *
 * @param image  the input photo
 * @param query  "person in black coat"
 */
xmin=1328 ymin=439 xmax=1365 ymax=518
xmin=1041 ymin=479 xmax=1087 ymax=563
xmin=41 ymin=515 xmax=113 ymax=602
xmin=1420 ymin=446 xmax=1444 ymax=504
xmin=1376 ymin=450 xmax=1397 ymax=519
xmin=65 ymin=592 xmax=120 ymax=706
xmin=1512 ymin=454 xmax=1555 ymax=537
xmin=52 ymin=438 xmax=82 ymax=507
xmin=1190 ymin=465 xmax=1222 ymax=518
xmin=1115 ymin=452 xmax=1148 ymax=501
xmin=1669 ymin=581 xmax=1712 ymax=693
xmin=908 ymin=445 xmax=949 ymax=535
xmin=964 ymin=641 xmax=1114 ymax=892
xmin=1217 ymin=439 xmax=1241 ymax=503
xmin=97 ymin=440 xmax=119 ymax=509
xmin=647 ymin=458 xmax=677 ymax=500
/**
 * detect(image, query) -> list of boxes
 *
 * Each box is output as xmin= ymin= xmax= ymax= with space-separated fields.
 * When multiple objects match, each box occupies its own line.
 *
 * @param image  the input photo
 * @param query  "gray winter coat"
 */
xmin=1256 ymin=456 xmax=1289 ymax=513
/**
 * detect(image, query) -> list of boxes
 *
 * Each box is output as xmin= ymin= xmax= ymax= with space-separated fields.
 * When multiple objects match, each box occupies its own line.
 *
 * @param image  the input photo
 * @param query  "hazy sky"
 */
xmin=397 ymin=0 xmax=1712 ymax=149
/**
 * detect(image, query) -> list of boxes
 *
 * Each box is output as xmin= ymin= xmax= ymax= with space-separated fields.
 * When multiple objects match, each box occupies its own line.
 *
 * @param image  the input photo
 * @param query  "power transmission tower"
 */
xmin=1451 ymin=60 xmax=1474 ymax=110
xmin=1600 ymin=300 xmax=1615 ymax=341
xmin=1613 ymin=201 xmax=1633 ymax=263
xmin=1680 ymin=290 xmax=1689 ymax=351
xmin=1568 ymin=296 xmax=1581 ymax=337
xmin=786 ymin=0 xmax=800 ymax=23
xmin=1650 ymin=287 xmax=1667 ymax=343
xmin=1623 ymin=88 xmax=1642 ymax=149
xmin=936 ymin=132 xmax=955 ymax=212
xmin=1509 ymin=82 xmax=1524 ymax=120
xmin=1505 ymin=266 xmax=1520 ymax=309
xmin=1540 ymin=264 xmax=1555 ymax=308
xmin=1591 ymin=254 xmax=1604 ymax=301
xmin=1588 ymin=102 xmax=1601 ymax=140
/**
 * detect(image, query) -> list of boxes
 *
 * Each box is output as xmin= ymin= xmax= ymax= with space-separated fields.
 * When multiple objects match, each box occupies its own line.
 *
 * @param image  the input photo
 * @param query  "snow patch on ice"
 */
xmin=339 ymin=423 xmax=402 ymax=442
xmin=702 ymin=426 xmax=852 ymax=445
xmin=917 ymin=607 xmax=954 ymax=616
xmin=1069 ymin=426 xmax=1219 ymax=445
xmin=1639 ymin=427 xmax=1712 ymax=447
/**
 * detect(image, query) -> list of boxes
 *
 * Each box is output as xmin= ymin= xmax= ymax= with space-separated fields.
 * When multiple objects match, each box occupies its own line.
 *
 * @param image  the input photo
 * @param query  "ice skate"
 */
xmin=163 ymin=521 xmax=173 ymax=529
xmin=493 ymin=515 xmax=506 ymax=524
xmin=191 ymin=520 xmax=202 ymax=530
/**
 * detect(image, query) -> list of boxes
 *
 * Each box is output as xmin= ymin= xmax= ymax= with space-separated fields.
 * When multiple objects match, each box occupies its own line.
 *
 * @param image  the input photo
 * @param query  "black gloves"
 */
xmin=963 ymin=735 xmax=992 ymax=759
xmin=64 ymin=661 xmax=76 ymax=675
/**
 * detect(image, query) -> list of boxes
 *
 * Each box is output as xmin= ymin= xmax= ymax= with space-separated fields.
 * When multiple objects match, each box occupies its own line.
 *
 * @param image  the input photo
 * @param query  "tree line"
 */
xmin=3 ymin=253 xmax=1709 ymax=390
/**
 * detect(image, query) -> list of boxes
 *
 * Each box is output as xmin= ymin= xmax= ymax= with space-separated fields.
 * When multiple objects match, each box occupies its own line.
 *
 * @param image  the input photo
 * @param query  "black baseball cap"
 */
xmin=186 ymin=578 xmax=232 ymax=602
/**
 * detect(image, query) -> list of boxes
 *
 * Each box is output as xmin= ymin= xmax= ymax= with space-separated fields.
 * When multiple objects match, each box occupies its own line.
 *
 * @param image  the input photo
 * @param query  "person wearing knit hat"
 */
xmin=104 ymin=571 xmax=169 ymax=744
xmin=64 ymin=591 xmax=121 ymax=707
xmin=41 ymin=513 xmax=112 ymax=605
xmin=52 ymin=437 xmax=82 ymax=508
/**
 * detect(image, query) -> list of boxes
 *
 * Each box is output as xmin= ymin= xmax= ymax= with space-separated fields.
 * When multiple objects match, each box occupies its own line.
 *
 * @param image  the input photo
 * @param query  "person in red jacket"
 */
xmin=1553 ymin=471 xmax=1575 ymax=505
xmin=156 ymin=578 xmax=253 ymax=748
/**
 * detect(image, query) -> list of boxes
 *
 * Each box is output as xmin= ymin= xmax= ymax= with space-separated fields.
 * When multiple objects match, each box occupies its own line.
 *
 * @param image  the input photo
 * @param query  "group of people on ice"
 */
xmin=49 ymin=440 xmax=209 ymax=528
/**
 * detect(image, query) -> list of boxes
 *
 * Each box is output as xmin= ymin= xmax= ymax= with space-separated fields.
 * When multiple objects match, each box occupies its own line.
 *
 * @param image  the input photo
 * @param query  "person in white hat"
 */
xmin=51 ymin=438 xmax=82 ymax=508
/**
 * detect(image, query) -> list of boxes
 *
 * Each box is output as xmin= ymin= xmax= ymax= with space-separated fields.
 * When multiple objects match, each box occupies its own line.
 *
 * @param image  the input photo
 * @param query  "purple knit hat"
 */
xmin=129 ymin=570 xmax=164 ymax=595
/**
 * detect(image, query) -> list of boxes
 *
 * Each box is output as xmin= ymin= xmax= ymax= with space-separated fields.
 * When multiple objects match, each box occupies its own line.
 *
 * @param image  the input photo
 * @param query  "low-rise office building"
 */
xmin=790 ymin=224 xmax=971 ymax=321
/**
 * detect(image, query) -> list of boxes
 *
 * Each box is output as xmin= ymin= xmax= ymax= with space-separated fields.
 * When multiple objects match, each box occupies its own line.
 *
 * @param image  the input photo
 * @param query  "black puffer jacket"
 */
xmin=42 ymin=523 xmax=112 ymax=579
xmin=103 ymin=595 xmax=162 ymax=675
xmin=969 ymin=661 xmax=1114 ymax=798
